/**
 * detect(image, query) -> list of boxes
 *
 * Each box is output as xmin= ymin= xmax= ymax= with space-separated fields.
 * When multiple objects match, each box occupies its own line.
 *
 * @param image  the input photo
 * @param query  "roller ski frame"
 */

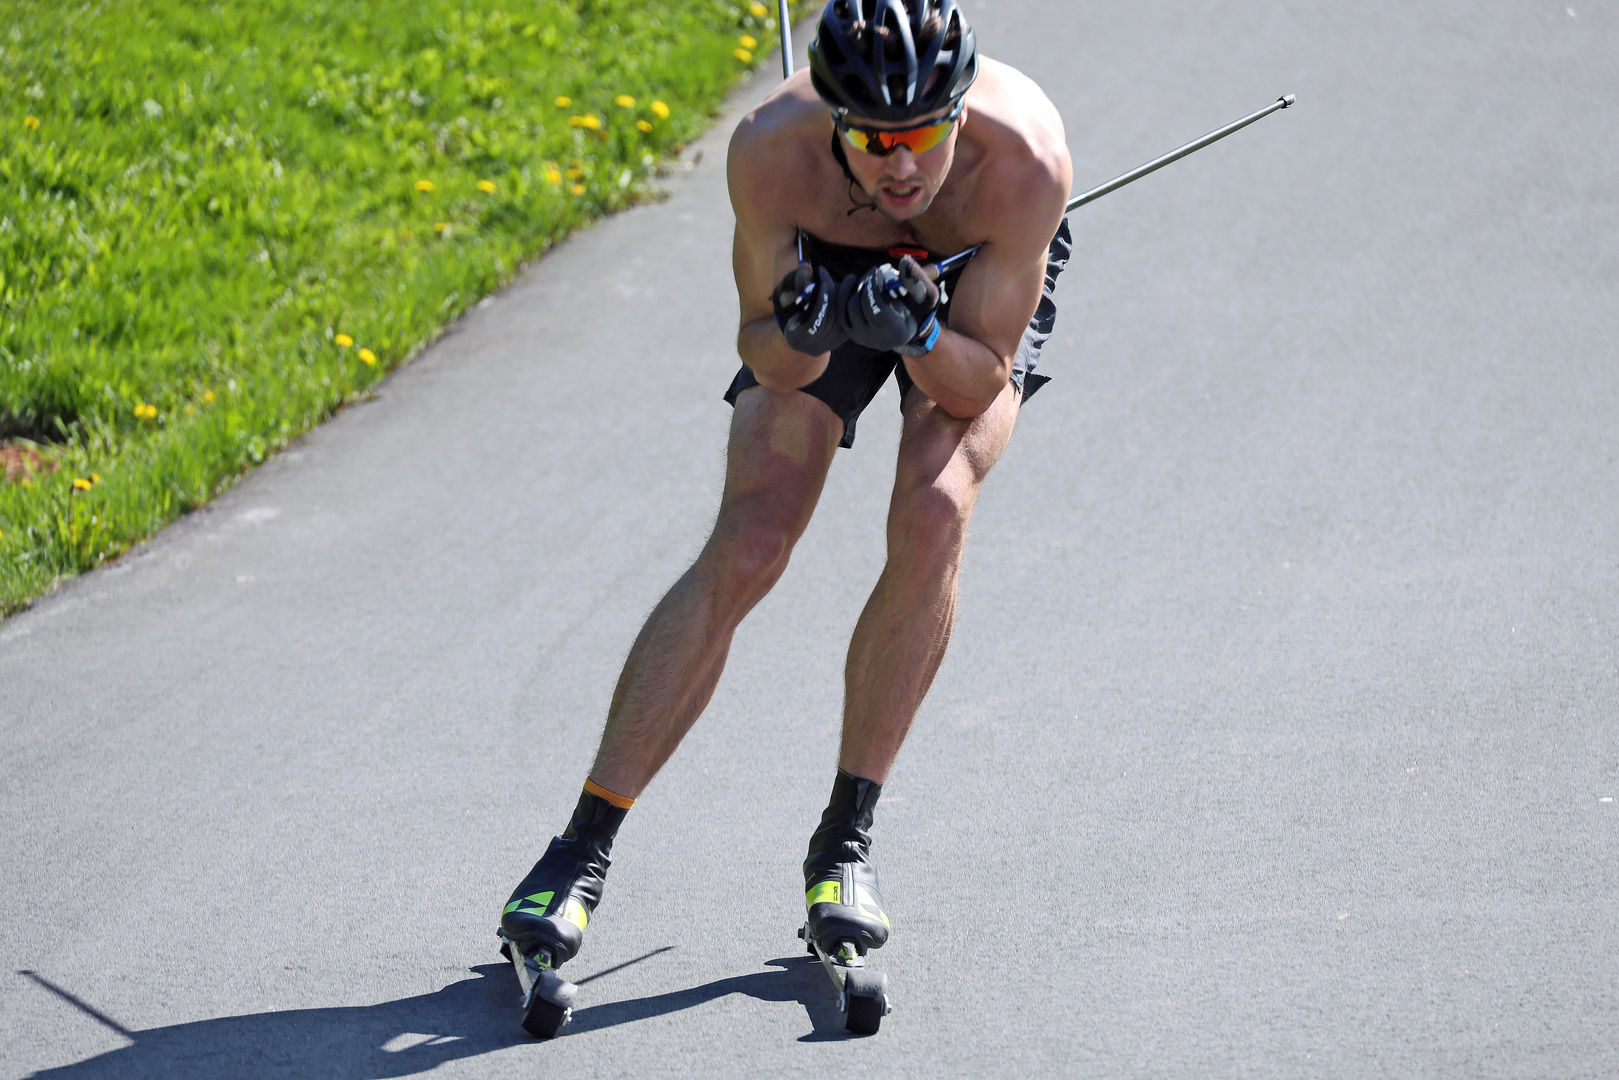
xmin=496 ymin=929 xmax=579 ymax=1038
xmin=798 ymin=924 xmax=892 ymax=1034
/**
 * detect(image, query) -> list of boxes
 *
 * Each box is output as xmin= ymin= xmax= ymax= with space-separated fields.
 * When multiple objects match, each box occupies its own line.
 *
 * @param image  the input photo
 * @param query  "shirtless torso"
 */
xmin=729 ymin=59 xmax=1072 ymax=418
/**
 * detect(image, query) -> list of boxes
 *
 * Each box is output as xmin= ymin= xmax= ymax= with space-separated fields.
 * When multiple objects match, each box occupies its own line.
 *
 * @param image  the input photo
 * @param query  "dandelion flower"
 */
xmin=614 ymin=94 xmax=636 ymax=109
xmin=569 ymin=114 xmax=601 ymax=129
xmin=135 ymin=403 xmax=156 ymax=419
xmin=24 ymin=115 xmax=40 ymax=130
xmin=477 ymin=179 xmax=497 ymax=193
xmin=651 ymin=100 xmax=670 ymax=119
xmin=334 ymin=333 xmax=354 ymax=347
xmin=415 ymin=179 xmax=435 ymax=192
xmin=740 ymin=34 xmax=758 ymax=49
xmin=358 ymin=348 xmax=377 ymax=365
xmin=734 ymin=48 xmax=754 ymax=62
xmin=636 ymin=119 xmax=653 ymax=133
xmin=554 ymin=95 xmax=572 ymax=108
xmin=750 ymin=2 xmax=768 ymax=14
xmin=92 ymin=473 xmax=101 ymax=484
xmin=545 ymin=167 xmax=562 ymax=184
xmin=203 ymin=390 xmax=216 ymax=403
xmin=570 ymin=183 xmax=586 ymax=195
xmin=566 ymin=165 xmax=585 ymax=179
xmin=74 ymin=477 xmax=92 ymax=490
xmin=434 ymin=221 xmax=449 ymax=234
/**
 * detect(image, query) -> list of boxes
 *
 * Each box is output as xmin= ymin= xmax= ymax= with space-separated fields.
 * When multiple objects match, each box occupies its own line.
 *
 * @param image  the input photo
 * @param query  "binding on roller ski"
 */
xmin=492 ymin=0 xmax=1290 ymax=1038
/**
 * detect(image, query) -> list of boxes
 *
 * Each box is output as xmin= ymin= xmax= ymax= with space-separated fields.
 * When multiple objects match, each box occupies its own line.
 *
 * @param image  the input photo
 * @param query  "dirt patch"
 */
xmin=1 ymin=442 xmax=59 ymax=483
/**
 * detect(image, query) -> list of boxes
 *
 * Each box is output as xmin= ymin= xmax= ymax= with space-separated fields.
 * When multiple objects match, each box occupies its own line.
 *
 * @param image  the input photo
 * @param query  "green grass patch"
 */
xmin=0 ymin=0 xmax=812 ymax=614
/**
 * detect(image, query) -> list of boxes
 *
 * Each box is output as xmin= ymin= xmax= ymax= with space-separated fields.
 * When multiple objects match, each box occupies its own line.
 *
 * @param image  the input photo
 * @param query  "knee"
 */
xmin=890 ymin=481 xmax=972 ymax=568
xmin=710 ymin=505 xmax=795 ymax=595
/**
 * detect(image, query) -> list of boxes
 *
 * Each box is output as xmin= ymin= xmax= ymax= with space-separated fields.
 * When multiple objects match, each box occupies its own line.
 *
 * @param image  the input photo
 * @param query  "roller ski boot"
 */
xmin=798 ymin=769 xmax=894 ymax=1034
xmin=497 ymin=783 xmax=630 ymax=1038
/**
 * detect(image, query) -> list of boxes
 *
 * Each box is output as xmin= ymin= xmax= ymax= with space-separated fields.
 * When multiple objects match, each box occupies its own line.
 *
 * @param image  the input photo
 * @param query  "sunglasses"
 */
xmin=835 ymin=101 xmax=964 ymax=157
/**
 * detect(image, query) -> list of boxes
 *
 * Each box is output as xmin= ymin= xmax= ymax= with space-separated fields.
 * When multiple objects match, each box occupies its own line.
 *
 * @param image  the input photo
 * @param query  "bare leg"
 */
xmin=588 ymin=386 xmax=843 ymax=798
xmin=838 ymin=381 xmax=1022 ymax=782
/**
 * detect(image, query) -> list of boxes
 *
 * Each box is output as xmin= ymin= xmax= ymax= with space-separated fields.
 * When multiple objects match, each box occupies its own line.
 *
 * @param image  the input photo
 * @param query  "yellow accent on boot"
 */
xmin=505 ymin=890 xmax=556 ymax=916
xmin=855 ymin=884 xmax=890 ymax=929
xmin=805 ymin=880 xmax=841 ymax=908
xmin=561 ymin=898 xmax=590 ymax=931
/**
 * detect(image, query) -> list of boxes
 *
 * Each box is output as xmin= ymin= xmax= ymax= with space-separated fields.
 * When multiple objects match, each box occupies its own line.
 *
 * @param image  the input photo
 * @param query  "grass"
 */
xmin=0 ymin=0 xmax=810 ymax=615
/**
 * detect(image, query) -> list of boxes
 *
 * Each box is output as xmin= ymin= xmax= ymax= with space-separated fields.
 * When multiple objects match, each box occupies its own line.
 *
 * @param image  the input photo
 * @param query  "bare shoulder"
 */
xmin=727 ymin=71 xmax=828 ymax=226
xmin=958 ymin=58 xmax=1071 ymax=242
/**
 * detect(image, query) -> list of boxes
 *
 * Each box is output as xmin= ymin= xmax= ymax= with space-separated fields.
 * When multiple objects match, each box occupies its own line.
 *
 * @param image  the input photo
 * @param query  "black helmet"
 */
xmin=808 ymin=0 xmax=978 ymax=123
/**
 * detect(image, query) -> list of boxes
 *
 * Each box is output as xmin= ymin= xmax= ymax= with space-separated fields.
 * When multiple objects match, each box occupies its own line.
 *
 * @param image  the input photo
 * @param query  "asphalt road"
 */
xmin=3 ymin=3 xmax=1616 ymax=1077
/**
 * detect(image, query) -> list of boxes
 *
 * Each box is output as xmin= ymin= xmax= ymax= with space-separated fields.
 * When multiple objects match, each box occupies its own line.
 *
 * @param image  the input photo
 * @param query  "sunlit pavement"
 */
xmin=3 ymin=4 xmax=1616 ymax=1077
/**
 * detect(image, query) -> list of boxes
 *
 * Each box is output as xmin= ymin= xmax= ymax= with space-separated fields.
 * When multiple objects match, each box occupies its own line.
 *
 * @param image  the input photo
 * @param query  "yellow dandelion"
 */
xmin=569 ymin=114 xmax=601 ymax=129
xmin=750 ymin=2 xmax=767 ymax=14
xmin=415 ymin=179 xmax=435 ymax=192
xmin=135 ymin=403 xmax=155 ymax=419
xmin=477 ymin=179 xmax=497 ymax=193
xmin=74 ymin=478 xmax=92 ymax=490
xmin=334 ymin=333 xmax=354 ymax=347
xmin=554 ymin=95 xmax=572 ymax=108
xmin=614 ymin=94 xmax=636 ymax=109
xmin=434 ymin=221 xmax=449 ymax=234
xmin=740 ymin=34 xmax=758 ymax=49
xmin=358 ymin=348 xmax=377 ymax=365
xmin=203 ymin=390 xmax=216 ymax=403
xmin=566 ymin=165 xmax=584 ymax=179
xmin=636 ymin=119 xmax=653 ymax=133
xmin=651 ymin=100 xmax=670 ymax=119
xmin=92 ymin=473 xmax=101 ymax=484
xmin=734 ymin=48 xmax=754 ymax=62
xmin=24 ymin=115 xmax=40 ymax=130
xmin=570 ymin=183 xmax=586 ymax=195
xmin=544 ymin=167 xmax=562 ymax=184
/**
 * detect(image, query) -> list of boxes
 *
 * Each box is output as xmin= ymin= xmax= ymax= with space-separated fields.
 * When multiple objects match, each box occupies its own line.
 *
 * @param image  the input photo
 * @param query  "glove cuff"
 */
xmin=896 ymin=314 xmax=940 ymax=358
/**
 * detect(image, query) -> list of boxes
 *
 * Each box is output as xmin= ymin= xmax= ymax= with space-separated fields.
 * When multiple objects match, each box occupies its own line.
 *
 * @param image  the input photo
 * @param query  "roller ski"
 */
xmin=799 ymin=770 xmax=894 ymax=1035
xmin=496 ymin=782 xmax=631 ymax=1038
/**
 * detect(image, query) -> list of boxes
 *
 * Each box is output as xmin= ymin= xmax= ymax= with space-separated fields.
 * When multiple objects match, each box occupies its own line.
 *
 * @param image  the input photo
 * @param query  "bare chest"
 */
xmin=793 ymin=152 xmax=986 ymax=259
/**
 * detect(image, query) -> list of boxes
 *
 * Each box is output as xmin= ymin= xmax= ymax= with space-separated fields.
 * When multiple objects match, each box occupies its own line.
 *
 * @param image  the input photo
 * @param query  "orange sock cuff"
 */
xmin=584 ymin=777 xmax=636 ymax=809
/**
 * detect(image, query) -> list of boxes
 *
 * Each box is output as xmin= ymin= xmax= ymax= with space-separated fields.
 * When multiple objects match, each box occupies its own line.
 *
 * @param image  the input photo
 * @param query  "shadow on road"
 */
xmin=19 ymin=953 xmax=858 ymax=1077
xmin=568 ymin=955 xmax=861 ymax=1042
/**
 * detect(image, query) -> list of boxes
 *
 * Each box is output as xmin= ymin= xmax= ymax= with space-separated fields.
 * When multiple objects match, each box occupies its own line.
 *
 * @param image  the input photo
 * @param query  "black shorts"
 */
xmin=725 ymin=218 xmax=1072 ymax=448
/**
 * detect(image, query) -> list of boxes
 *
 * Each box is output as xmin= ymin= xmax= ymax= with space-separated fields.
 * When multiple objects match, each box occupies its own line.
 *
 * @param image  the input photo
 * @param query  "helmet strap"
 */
xmin=830 ymin=133 xmax=879 ymax=216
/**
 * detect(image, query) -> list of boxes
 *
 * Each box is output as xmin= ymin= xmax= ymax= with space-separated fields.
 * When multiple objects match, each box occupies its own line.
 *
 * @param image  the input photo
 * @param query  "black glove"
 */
xmin=773 ymin=263 xmax=853 ymax=356
xmin=843 ymin=256 xmax=941 ymax=355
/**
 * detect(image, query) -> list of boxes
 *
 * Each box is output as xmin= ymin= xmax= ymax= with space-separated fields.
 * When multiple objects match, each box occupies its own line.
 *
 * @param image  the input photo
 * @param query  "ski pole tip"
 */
xmin=1280 ymin=93 xmax=1296 ymax=107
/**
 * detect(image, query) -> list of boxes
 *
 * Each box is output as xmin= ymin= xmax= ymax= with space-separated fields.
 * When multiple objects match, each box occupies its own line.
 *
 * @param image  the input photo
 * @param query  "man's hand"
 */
xmin=843 ymin=256 xmax=941 ymax=356
xmin=773 ymin=263 xmax=853 ymax=356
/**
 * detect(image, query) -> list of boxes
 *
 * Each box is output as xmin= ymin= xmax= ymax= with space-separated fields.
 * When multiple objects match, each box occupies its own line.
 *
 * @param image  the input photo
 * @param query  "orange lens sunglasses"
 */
xmin=835 ymin=101 xmax=964 ymax=157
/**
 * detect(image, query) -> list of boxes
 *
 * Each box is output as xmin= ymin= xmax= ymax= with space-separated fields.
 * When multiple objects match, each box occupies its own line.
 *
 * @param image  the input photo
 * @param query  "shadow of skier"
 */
xmin=19 ymin=952 xmax=862 ymax=1077
xmin=566 ymin=954 xmax=863 ymax=1041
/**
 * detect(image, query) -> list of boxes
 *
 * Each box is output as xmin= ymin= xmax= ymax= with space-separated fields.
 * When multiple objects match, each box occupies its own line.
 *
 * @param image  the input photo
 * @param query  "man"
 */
xmin=500 ymin=0 xmax=1072 ymax=984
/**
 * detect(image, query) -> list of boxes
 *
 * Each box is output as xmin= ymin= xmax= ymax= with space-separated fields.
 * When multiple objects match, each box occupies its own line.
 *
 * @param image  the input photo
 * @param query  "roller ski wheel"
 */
xmin=798 ymin=924 xmax=892 ymax=1035
xmin=497 ymin=929 xmax=579 ymax=1038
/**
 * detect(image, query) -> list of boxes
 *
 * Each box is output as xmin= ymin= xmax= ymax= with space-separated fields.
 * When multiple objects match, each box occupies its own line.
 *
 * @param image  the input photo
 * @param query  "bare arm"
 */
xmin=905 ymin=94 xmax=1072 ymax=418
xmin=904 ymin=184 xmax=1068 ymax=417
xmin=728 ymin=110 xmax=831 ymax=392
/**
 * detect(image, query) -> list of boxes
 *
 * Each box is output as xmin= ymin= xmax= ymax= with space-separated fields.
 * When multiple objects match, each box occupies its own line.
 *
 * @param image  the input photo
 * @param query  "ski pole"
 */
xmin=930 ymin=93 xmax=1296 ymax=276
xmin=779 ymin=0 xmax=795 ymax=80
